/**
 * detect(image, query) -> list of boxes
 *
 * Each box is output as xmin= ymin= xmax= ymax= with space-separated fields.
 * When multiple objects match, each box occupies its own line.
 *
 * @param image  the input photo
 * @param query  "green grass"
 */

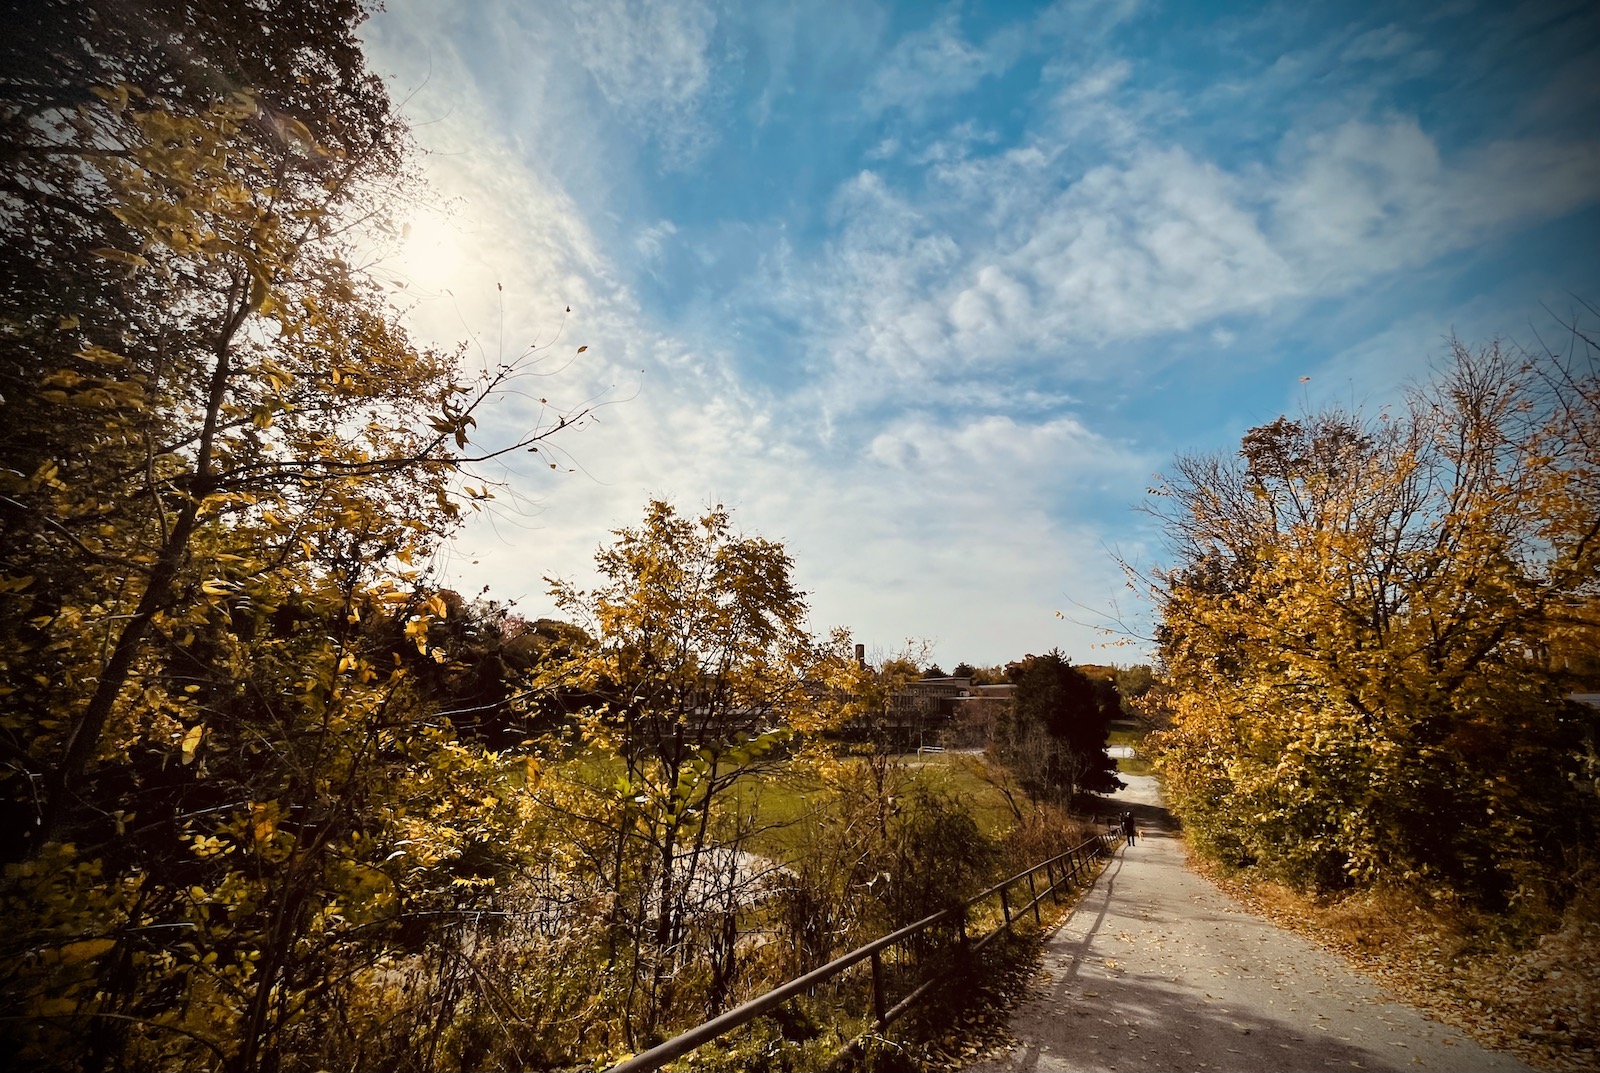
xmin=1106 ymin=726 xmax=1148 ymax=750
xmin=1116 ymin=755 xmax=1156 ymax=777
xmin=535 ymin=744 xmax=1042 ymax=861
xmin=1108 ymin=724 xmax=1156 ymax=777
xmin=724 ymin=752 xmax=1028 ymax=858
xmin=908 ymin=753 xmax=1026 ymax=836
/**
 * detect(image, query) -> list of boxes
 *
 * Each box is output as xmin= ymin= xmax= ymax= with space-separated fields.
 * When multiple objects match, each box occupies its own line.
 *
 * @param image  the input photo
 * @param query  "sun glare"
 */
xmin=392 ymin=207 xmax=478 ymax=298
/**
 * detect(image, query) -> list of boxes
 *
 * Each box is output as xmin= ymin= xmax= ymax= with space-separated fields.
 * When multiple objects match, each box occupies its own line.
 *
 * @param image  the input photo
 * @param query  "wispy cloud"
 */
xmin=863 ymin=12 xmax=1022 ymax=118
xmin=361 ymin=0 xmax=1600 ymax=665
xmin=1272 ymin=119 xmax=1600 ymax=287
xmin=565 ymin=0 xmax=722 ymax=166
xmin=780 ymin=88 xmax=1600 ymax=420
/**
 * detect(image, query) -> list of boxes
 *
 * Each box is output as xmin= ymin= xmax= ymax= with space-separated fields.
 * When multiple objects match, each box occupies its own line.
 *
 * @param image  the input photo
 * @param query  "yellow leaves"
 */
xmin=248 ymin=802 xmax=279 ymax=845
xmin=57 ymin=938 xmax=117 ymax=965
xmin=180 ymin=724 xmax=206 ymax=765
xmin=404 ymin=616 xmax=431 ymax=654
xmin=23 ymin=460 xmax=64 ymax=492
xmin=0 ymin=574 xmax=35 ymax=595
xmin=38 ymin=369 xmax=87 ymax=392
xmin=249 ymin=270 xmax=275 ymax=314
xmin=256 ymin=358 xmax=293 ymax=391
xmin=88 ymin=81 xmax=143 ymax=113
xmin=188 ymin=834 xmax=228 ymax=859
xmin=33 ymin=997 xmax=78 ymax=1017
xmin=73 ymin=344 xmax=126 ymax=367
xmin=89 ymin=247 xmax=149 ymax=272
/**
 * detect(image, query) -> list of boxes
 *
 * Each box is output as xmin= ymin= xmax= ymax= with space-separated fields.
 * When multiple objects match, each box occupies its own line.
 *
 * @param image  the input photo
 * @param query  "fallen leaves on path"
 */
xmin=1187 ymin=848 xmax=1598 ymax=1073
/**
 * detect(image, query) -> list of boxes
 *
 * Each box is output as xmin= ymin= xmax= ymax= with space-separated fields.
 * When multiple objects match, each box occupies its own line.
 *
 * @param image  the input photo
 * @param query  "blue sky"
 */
xmin=362 ymin=0 xmax=1600 ymax=667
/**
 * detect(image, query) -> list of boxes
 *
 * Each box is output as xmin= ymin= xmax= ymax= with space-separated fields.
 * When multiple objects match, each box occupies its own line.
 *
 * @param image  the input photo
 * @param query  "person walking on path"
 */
xmin=966 ymin=774 xmax=1533 ymax=1073
xmin=1120 ymin=810 xmax=1136 ymax=847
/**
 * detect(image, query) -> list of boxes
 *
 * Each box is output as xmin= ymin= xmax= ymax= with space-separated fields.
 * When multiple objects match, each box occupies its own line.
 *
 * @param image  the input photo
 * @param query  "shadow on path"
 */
xmin=968 ymin=777 xmax=1533 ymax=1073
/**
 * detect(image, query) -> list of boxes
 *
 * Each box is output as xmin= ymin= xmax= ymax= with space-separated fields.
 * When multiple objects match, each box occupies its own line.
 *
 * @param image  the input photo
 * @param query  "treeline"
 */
xmin=1148 ymin=333 xmax=1600 ymax=915
xmin=0 ymin=7 xmax=1092 ymax=1070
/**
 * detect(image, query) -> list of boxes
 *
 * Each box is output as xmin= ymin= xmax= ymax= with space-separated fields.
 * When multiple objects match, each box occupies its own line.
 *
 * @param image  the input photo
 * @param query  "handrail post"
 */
xmin=869 ymin=950 xmax=887 ymax=1025
xmin=1026 ymin=870 xmax=1042 ymax=923
xmin=1045 ymin=859 xmax=1058 ymax=903
xmin=602 ymin=836 xmax=1108 ymax=1073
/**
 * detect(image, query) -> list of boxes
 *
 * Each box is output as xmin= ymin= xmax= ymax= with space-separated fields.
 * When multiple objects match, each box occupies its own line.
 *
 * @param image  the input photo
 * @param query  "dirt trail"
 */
xmin=967 ymin=775 xmax=1532 ymax=1073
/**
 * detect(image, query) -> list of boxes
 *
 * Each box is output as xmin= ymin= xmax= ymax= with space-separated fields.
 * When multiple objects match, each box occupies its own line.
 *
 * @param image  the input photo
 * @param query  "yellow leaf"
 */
xmin=59 ymin=938 xmax=116 ymax=965
xmin=89 ymin=83 xmax=130 ymax=112
xmin=0 ymin=574 xmax=35 ymax=594
xmin=74 ymin=345 xmax=126 ymax=367
xmin=90 ymin=247 xmax=149 ymax=269
xmin=181 ymin=724 xmax=205 ymax=764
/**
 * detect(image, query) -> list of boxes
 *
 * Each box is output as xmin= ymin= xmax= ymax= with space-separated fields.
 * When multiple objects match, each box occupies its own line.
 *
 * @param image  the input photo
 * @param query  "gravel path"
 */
xmin=967 ymin=776 xmax=1532 ymax=1073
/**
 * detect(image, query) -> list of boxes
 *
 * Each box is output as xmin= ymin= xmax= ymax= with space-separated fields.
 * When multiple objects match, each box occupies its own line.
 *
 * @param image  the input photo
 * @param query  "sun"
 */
xmin=391 ymin=206 xmax=476 ymax=298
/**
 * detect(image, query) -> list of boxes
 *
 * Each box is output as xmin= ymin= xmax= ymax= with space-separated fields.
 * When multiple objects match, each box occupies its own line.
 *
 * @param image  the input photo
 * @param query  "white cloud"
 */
xmin=795 ymin=145 xmax=1294 ymax=409
xmin=863 ymin=13 xmax=1020 ymax=117
xmin=1272 ymin=118 xmax=1600 ymax=288
xmin=365 ymin=5 xmax=1133 ymax=668
xmin=358 ymin=1 xmax=1598 ymax=669
xmin=1340 ymin=24 xmax=1421 ymax=63
xmin=763 ymin=412 xmax=1153 ymax=663
xmin=868 ymin=412 xmax=1148 ymax=487
xmin=565 ymin=0 xmax=721 ymax=164
xmin=787 ymin=105 xmax=1600 ymax=418
xmin=634 ymin=219 xmax=678 ymax=262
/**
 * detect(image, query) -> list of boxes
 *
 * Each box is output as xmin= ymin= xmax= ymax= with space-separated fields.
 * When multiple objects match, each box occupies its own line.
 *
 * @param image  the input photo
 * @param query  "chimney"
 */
xmin=854 ymin=643 xmax=865 ymax=668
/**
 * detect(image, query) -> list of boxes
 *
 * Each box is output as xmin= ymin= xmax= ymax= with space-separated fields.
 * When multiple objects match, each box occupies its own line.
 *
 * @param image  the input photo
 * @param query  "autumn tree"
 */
xmin=1149 ymin=334 xmax=1600 ymax=906
xmin=536 ymin=501 xmax=814 ymax=1039
xmin=0 ymin=4 xmax=590 ymax=1068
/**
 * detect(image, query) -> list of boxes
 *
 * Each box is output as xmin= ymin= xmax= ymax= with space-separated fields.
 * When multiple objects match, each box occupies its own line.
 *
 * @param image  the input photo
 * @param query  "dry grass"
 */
xmin=1189 ymin=851 xmax=1600 ymax=1073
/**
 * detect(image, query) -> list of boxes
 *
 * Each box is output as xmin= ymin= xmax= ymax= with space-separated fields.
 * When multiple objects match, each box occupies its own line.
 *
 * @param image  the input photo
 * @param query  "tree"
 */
xmin=1149 ymin=335 xmax=1600 ymax=905
xmin=537 ymin=501 xmax=814 ymax=1039
xmin=992 ymin=651 xmax=1122 ymax=802
xmin=0 ymin=5 xmax=590 ymax=1067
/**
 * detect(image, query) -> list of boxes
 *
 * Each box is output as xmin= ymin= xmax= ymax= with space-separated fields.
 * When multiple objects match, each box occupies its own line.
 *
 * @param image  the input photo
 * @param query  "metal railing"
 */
xmin=607 ymin=832 xmax=1118 ymax=1073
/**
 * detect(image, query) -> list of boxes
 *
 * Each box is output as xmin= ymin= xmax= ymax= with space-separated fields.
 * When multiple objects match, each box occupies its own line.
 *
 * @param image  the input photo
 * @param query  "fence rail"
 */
xmin=607 ymin=832 xmax=1119 ymax=1073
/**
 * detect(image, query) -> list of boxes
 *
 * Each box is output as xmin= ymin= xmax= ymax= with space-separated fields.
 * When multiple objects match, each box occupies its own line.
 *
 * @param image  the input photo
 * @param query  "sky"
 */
xmin=359 ymin=0 xmax=1600 ymax=669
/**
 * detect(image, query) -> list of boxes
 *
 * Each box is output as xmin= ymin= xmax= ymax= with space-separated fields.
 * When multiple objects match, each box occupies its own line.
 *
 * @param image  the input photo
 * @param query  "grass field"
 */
xmin=1108 ymin=723 xmax=1157 ymax=777
xmin=542 ymin=745 xmax=1102 ymax=858
xmin=724 ymin=751 xmax=1029 ymax=858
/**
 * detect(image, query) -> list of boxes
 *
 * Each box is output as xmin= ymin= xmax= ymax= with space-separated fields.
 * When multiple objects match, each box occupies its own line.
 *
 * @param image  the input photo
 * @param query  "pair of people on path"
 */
xmin=1121 ymin=810 xmax=1137 ymax=847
